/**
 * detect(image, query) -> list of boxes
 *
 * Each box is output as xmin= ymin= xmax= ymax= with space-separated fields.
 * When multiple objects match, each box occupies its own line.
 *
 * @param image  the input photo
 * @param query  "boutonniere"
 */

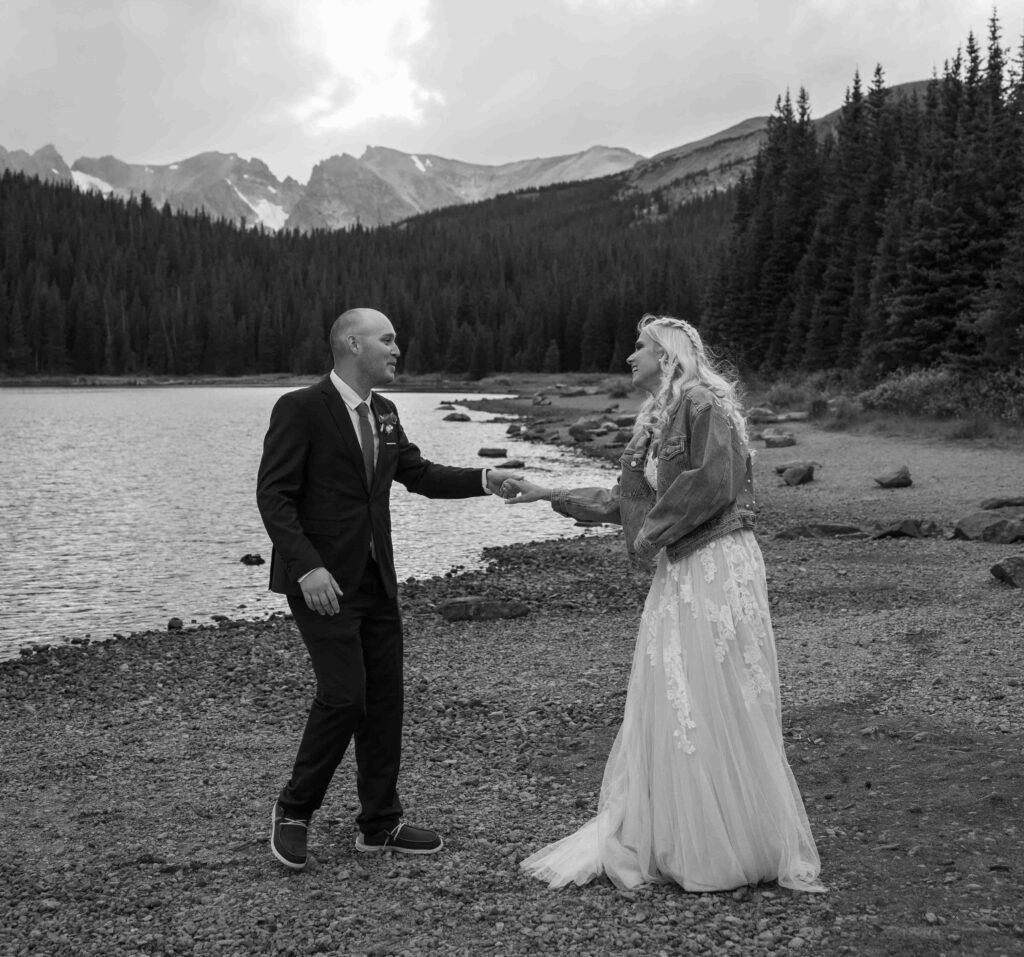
xmin=377 ymin=411 xmax=399 ymax=435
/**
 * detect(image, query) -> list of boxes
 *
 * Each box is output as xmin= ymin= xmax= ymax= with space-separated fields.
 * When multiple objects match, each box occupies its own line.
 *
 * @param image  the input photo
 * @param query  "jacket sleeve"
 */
xmin=255 ymin=394 xmax=325 ymax=581
xmin=549 ymin=484 xmax=623 ymax=525
xmin=392 ymin=415 xmax=488 ymax=499
xmin=633 ymin=403 xmax=746 ymax=564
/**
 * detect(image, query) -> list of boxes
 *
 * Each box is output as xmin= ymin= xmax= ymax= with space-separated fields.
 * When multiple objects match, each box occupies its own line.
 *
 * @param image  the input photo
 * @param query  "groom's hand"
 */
xmin=300 ymin=567 xmax=345 ymax=615
xmin=485 ymin=468 xmax=522 ymax=496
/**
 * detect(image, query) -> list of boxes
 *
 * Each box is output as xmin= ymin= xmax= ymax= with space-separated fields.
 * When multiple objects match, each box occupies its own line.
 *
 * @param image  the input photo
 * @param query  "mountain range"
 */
xmin=0 ymin=81 xmax=929 ymax=232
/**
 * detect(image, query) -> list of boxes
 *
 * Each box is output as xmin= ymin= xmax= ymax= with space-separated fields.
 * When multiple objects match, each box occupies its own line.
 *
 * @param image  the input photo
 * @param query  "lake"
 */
xmin=0 ymin=387 xmax=617 ymax=660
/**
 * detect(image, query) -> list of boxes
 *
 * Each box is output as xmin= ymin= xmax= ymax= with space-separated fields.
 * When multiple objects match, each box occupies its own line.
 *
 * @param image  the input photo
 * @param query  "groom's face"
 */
xmin=356 ymin=314 xmax=401 ymax=388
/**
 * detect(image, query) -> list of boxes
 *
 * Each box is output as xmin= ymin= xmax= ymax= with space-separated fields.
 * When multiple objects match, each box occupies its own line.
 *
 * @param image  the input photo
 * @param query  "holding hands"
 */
xmin=485 ymin=468 xmax=525 ymax=496
xmin=498 ymin=477 xmax=552 ymax=504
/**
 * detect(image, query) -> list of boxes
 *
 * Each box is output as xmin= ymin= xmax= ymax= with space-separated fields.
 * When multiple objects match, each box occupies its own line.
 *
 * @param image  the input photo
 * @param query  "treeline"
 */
xmin=4 ymin=17 xmax=1022 ymax=383
xmin=704 ymin=13 xmax=1024 ymax=379
xmin=0 ymin=168 xmax=731 ymax=378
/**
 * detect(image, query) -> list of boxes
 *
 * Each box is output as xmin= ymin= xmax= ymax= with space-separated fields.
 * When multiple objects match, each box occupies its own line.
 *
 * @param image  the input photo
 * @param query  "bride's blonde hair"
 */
xmin=631 ymin=313 xmax=749 ymax=448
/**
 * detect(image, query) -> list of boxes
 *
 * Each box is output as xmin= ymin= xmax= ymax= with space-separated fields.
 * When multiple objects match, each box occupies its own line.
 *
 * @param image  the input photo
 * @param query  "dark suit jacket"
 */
xmin=256 ymin=376 xmax=486 ymax=599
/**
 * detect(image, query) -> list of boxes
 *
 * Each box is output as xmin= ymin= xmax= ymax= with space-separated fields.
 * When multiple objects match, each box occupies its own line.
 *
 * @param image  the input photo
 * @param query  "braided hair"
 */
xmin=631 ymin=313 xmax=749 ymax=451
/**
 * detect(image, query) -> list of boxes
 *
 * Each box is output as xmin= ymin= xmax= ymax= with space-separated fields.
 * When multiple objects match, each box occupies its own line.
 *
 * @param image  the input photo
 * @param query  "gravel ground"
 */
xmin=2 ymin=415 xmax=1023 ymax=957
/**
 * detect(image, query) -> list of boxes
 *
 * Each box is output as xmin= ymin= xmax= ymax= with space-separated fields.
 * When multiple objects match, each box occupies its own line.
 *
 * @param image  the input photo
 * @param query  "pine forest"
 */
xmin=1 ymin=15 xmax=1022 ymax=396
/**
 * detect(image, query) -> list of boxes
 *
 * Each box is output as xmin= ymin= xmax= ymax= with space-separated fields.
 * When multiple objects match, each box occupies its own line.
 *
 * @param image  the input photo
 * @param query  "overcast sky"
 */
xmin=0 ymin=0 xmax=1017 ymax=183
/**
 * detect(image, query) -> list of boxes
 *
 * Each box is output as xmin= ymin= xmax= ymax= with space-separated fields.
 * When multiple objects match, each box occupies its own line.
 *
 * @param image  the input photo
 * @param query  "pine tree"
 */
xmin=541 ymin=339 xmax=560 ymax=373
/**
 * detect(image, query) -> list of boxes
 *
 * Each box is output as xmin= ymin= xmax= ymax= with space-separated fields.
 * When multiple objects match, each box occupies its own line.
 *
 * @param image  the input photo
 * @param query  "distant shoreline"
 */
xmin=0 ymin=370 xmax=634 ymax=394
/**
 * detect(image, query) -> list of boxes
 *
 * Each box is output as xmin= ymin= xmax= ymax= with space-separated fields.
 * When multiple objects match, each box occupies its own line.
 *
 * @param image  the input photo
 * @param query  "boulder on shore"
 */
xmin=774 ymin=460 xmax=821 ymax=474
xmin=981 ymin=496 xmax=1024 ymax=510
xmin=435 ymin=597 xmax=530 ymax=622
xmin=776 ymin=523 xmax=867 ymax=540
xmin=443 ymin=412 xmax=470 ymax=422
xmin=763 ymin=431 xmax=797 ymax=449
xmin=781 ymin=464 xmax=815 ymax=486
xmin=874 ymin=465 xmax=912 ymax=488
xmin=871 ymin=519 xmax=943 ymax=540
xmin=953 ymin=511 xmax=1024 ymax=544
xmin=991 ymin=556 xmax=1024 ymax=587
xmin=478 ymin=448 xmax=508 ymax=458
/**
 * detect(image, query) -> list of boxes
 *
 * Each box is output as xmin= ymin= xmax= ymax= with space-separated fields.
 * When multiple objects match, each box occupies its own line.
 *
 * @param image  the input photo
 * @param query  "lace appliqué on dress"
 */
xmin=716 ymin=535 xmax=774 ymax=707
xmin=641 ymin=563 xmax=697 ymax=754
xmin=641 ymin=534 xmax=776 ymax=754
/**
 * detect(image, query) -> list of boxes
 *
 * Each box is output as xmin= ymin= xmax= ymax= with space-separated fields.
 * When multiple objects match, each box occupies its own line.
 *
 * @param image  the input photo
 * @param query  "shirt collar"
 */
xmin=330 ymin=370 xmax=373 ymax=412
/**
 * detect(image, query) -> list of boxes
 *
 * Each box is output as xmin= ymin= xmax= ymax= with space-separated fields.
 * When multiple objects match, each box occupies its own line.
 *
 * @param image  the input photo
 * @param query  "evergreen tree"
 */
xmin=542 ymin=339 xmax=560 ymax=373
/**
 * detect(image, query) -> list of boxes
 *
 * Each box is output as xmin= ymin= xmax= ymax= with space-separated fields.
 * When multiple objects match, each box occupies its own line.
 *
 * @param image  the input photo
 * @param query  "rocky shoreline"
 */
xmin=3 ymin=412 xmax=1024 ymax=957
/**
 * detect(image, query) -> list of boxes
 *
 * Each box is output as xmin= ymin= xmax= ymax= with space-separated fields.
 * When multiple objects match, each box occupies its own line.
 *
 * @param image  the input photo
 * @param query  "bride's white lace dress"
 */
xmin=521 ymin=530 xmax=825 ymax=893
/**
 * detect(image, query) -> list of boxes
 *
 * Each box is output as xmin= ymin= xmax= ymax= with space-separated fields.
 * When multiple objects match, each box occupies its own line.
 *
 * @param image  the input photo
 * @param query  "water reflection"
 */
xmin=0 ymin=387 xmax=616 ymax=657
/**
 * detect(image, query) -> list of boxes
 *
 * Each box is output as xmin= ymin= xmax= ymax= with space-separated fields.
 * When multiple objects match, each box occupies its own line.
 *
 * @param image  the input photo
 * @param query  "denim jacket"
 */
xmin=550 ymin=385 xmax=755 ymax=565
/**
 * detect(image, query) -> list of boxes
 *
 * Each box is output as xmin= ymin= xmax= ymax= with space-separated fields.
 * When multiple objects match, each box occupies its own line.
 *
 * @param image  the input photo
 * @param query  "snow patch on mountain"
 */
xmin=231 ymin=184 xmax=287 ymax=230
xmin=71 ymin=170 xmax=115 ymax=195
xmin=250 ymin=198 xmax=288 ymax=230
xmin=411 ymin=155 xmax=426 ymax=173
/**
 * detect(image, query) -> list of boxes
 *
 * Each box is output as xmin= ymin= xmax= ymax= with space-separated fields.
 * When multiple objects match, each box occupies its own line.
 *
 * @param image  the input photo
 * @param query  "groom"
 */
xmin=257 ymin=307 xmax=517 ymax=870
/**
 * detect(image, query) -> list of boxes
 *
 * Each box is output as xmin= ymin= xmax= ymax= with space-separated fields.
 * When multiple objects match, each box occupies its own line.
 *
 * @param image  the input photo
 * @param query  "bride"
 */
xmin=502 ymin=314 xmax=825 ymax=894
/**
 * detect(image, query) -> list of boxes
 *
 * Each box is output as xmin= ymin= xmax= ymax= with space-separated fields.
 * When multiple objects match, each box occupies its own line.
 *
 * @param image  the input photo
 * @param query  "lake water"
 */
xmin=0 ymin=387 xmax=617 ymax=660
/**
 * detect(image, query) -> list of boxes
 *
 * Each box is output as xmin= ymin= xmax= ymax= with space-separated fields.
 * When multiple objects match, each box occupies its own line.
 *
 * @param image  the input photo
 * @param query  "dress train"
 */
xmin=520 ymin=531 xmax=825 ymax=893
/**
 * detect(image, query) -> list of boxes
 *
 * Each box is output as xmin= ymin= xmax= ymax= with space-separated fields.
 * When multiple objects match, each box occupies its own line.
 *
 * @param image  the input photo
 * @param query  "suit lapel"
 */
xmin=367 ymin=394 xmax=394 ymax=487
xmin=318 ymin=376 xmax=370 ymax=491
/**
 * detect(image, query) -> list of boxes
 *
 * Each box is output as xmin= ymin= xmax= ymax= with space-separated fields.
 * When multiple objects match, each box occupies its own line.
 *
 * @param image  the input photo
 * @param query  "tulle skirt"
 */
xmin=520 ymin=531 xmax=824 ymax=893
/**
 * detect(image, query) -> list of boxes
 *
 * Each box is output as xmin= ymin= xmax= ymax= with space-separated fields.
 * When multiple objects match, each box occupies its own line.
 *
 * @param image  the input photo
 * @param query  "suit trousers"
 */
xmin=279 ymin=558 xmax=404 ymax=833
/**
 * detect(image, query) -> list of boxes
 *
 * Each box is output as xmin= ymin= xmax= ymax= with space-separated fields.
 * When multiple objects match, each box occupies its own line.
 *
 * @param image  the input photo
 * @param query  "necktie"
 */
xmin=356 ymin=402 xmax=375 ymax=488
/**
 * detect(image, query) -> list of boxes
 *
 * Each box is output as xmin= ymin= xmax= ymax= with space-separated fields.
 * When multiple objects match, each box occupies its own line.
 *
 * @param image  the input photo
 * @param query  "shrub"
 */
xmin=821 ymin=395 xmax=862 ymax=431
xmin=973 ymin=368 xmax=1024 ymax=424
xmin=764 ymin=380 xmax=809 ymax=410
xmin=858 ymin=368 xmax=962 ymax=418
xmin=807 ymin=396 xmax=830 ymax=420
xmin=945 ymin=415 xmax=996 ymax=440
xmin=858 ymin=367 xmax=1024 ymax=424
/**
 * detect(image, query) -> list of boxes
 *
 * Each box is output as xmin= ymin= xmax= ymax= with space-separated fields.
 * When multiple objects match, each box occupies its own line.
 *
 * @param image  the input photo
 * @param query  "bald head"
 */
xmin=329 ymin=308 xmax=400 ymax=395
xmin=330 ymin=308 xmax=389 ymax=361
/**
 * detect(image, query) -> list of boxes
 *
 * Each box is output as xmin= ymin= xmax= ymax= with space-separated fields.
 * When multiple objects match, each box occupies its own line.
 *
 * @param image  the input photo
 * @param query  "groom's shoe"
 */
xmin=271 ymin=803 xmax=309 ymax=870
xmin=355 ymin=821 xmax=443 ymax=855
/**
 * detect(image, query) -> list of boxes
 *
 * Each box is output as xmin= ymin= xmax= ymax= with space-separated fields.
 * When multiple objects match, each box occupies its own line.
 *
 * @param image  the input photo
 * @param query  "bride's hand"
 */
xmin=500 ymin=478 xmax=550 ymax=504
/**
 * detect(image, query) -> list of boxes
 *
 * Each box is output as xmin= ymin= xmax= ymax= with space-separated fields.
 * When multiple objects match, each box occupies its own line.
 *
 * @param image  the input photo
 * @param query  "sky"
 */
xmin=1 ymin=0 xmax=1019 ymax=183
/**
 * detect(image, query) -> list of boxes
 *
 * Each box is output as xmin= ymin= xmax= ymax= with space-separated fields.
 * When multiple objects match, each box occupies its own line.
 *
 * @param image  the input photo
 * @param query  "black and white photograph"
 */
xmin=1 ymin=1 xmax=1023 ymax=955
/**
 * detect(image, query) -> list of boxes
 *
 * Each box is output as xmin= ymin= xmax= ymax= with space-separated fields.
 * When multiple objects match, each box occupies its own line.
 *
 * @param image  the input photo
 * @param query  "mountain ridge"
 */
xmin=0 ymin=80 xmax=930 ymax=231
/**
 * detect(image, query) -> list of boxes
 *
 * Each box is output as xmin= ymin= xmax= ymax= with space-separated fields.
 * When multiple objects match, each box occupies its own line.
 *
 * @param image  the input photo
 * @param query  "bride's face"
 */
xmin=627 ymin=329 xmax=662 ymax=394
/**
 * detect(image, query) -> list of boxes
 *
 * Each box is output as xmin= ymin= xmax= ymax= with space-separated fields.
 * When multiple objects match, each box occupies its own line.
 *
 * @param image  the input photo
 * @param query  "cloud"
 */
xmin=0 ymin=0 xmax=1007 ymax=182
xmin=279 ymin=0 xmax=443 ymax=133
